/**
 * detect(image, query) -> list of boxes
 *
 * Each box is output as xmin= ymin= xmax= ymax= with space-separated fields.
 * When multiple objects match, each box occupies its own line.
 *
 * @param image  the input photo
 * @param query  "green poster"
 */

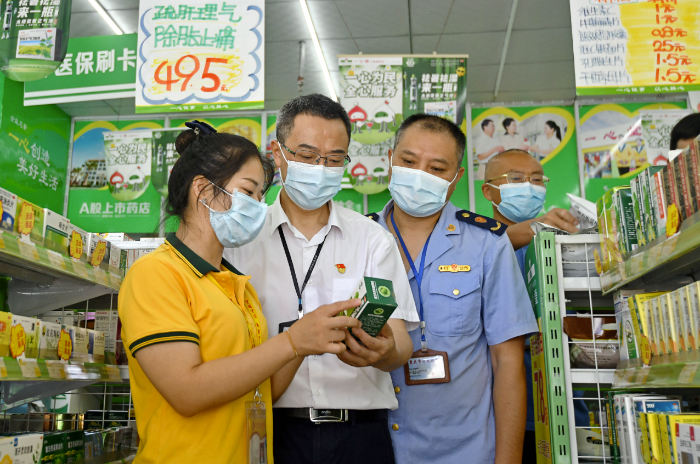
xmin=67 ymin=119 xmax=164 ymax=233
xmin=471 ymin=105 xmax=580 ymax=217
xmin=579 ymin=101 xmax=687 ymax=202
xmin=0 ymin=0 xmax=72 ymax=81
xmin=402 ymin=56 xmax=467 ymax=126
xmin=0 ymin=78 xmax=70 ymax=213
xmin=152 ymin=129 xmax=180 ymax=198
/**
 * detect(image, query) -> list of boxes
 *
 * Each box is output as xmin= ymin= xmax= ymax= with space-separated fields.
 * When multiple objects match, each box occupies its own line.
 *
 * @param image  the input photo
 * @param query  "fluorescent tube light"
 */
xmin=298 ymin=0 xmax=337 ymax=100
xmin=88 ymin=0 xmax=123 ymax=36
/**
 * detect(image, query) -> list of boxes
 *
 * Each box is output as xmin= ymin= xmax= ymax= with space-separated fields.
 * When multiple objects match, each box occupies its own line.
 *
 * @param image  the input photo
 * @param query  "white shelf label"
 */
xmin=18 ymin=241 xmax=39 ymax=261
xmin=47 ymin=250 xmax=66 ymax=270
xmin=630 ymin=253 xmax=644 ymax=275
xmin=45 ymin=360 xmax=67 ymax=379
xmin=93 ymin=268 xmax=108 ymax=286
xmin=679 ymin=362 xmax=699 ymax=384
xmin=18 ymin=358 xmax=40 ymax=379
xmin=72 ymin=261 xmax=89 ymax=279
xmin=635 ymin=366 xmax=651 ymax=385
xmin=105 ymin=365 xmax=122 ymax=382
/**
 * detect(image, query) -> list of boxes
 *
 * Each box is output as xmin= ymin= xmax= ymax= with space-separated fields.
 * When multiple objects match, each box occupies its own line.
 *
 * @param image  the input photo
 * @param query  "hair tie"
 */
xmin=185 ymin=120 xmax=217 ymax=136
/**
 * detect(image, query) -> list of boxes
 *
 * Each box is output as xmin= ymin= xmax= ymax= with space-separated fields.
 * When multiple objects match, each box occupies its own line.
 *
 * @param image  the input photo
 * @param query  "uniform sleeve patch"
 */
xmin=365 ymin=213 xmax=379 ymax=222
xmin=129 ymin=331 xmax=200 ymax=356
xmin=456 ymin=210 xmax=506 ymax=236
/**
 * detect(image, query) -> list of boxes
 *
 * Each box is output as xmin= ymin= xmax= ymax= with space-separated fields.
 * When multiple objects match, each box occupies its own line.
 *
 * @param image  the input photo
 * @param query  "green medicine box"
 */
xmin=64 ymin=430 xmax=85 ymax=462
xmin=41 ymin=432 xmax=66 ymax=464
xmin=347 ymin=277 xmax=398 ymax=337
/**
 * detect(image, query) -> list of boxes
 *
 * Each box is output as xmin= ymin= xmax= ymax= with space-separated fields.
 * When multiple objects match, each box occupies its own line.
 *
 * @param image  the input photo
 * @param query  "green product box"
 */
xmin=14 ymin=198 xmax=44 ymax=246
xmin=671 ymin=153 xmax=691 ymax=220
xmin=0 ymin=188 xmax=18 ymax=236
xmin=84 ymin=411 xmax=129 ymax=430
xmin=347 ymin=277 xmax=397 ymax=337
xmin=43 ymin=210 xmax=71 ymax=256
xmin=613 ymin=187 xmax=637 ymax=255
xmin=642 ymin=166 xmax=664 ymax=243
xmin=596 ymin=197 xmax=611 ymax=272
xmin=636 ymin=170 xmax=650 ymax=245
xmin=64 ymin=430 xmax=84 ymax=462
xmin=41 ymin=432 xmax=66 ymax=464
xmin=600 ymin=187 xmax=627 ymax=268
xmin=650 ymin=169 xmax=668 ymax=242
xmin=631 ymin=177 xmax=646 ymax=248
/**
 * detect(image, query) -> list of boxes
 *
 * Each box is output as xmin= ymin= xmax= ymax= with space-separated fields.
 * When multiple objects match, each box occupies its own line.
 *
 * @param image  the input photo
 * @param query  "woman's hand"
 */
xmin=288 ymin=299 xmax=361 ymax=356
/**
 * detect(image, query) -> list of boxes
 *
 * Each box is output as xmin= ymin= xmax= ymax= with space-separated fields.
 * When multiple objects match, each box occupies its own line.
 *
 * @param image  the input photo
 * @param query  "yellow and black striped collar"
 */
xmin=165 ymin=233 xmax=241 ymax=277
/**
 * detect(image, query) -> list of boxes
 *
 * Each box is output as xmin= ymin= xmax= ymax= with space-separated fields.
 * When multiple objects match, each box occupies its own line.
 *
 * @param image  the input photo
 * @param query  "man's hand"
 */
xmin=538 ymin=208 xmax=578 ymax=233
xmin=337 ymin=323 xmax=398 ymax=369
xmin=496 ymin=145 xmax=505 ymax=152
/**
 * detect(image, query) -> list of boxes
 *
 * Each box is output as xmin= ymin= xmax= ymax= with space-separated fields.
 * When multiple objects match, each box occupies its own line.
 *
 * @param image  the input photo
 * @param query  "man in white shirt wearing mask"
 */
xmin=224 ymin=94 xmax=419 ymax=464
xmin=475 ymin=119 xmax=504 ymax=179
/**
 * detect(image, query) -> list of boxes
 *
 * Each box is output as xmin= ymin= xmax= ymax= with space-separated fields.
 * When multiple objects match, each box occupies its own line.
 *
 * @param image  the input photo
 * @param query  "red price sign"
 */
xmin=154 ymin=55 xmax=230 ymax=93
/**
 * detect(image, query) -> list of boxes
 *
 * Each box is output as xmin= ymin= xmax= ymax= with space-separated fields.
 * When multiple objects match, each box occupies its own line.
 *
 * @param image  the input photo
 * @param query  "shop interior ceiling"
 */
xmin=60 ymin=0 xmax=575 ymax=117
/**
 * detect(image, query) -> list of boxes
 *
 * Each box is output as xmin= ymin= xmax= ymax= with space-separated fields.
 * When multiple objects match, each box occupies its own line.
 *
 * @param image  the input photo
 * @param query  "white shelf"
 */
xmin=119 ymin=365 xmax=129 ymax=381
xmin=563 ymin=276 xmax=601 ymax=292
xmin=570 ymin=369 xmax=615 ymax=385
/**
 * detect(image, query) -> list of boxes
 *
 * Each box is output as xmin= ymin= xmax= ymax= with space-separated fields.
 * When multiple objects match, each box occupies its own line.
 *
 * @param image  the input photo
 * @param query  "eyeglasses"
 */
xmin=485 ymin=172 xmax=550 ymax=187
xmin=279 ymin=142 xmax=351 ymax=167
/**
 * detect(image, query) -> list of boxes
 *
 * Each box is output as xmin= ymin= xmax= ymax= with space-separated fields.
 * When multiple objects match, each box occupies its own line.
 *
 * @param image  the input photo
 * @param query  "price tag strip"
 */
xmin=635 ymin=366 xmax=652 ymax=385
xmin=93 ymin=268 xmax=108 ymax=286
xmin=45 ymin=360 xmax=67 ymax=379
xmin=0 ymin=358 xmax=8 ymax=378
xmin=17 ymin=358 xmax=41 ymax=379
xmin=678 ymin=362 xmax=700 ymax=384
xmin=105 ymin=365 xmax=122 ymax=382
xmin=630 ymin=253 xmax=645 ymax=275
xmin=18 ymin=240 xmax=39 ymax=261
xmin=46 ymin=250 xmax=67 ymax=270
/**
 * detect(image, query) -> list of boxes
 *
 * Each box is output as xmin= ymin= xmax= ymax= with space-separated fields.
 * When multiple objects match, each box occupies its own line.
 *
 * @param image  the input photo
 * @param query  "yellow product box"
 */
xmin=641 ymin=299 xmax=660 ymax=356
xmin=0 ymin=187 xmax=18 ymax=236
xmin=0 ymin=311 xmax=12 ymax=358
xmin=14 ymin=197 xmax=44 ymax=246
xmin=649 ymin=413 xmax=666 ymax=464
xmin=67 ymin=326 xmax=88 ymax=362
xmin=68 ymin=224 xmax=89 ymax=263
xmin=687 ymin=282 xmax=700 ymax=351
xmin=661 ymin=294 xmax=679 ymax=353
xmin=10 ymin=315 xmax=40 ymax=359
xmin=675 ymin=287 xmax=695 ymax=351
xmin=39 ymin=321 xmax=62 ymax=360
xmin=670 ymin=290 xmax=688 ymax=352
xmin=639 ymin=412 xmax=652 ymax=464
xmin=631 ymin=292 xmax=667 ymax=358
xmin=651 ymin=297 xmax=669 ymax=354
xmin=662 ymin=414 xmax=700 ymax=464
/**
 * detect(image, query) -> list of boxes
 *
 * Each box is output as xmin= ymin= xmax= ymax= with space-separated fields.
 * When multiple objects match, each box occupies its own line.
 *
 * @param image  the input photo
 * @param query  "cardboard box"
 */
xmin=67 ymin=225 xmax=89 ymax=263
xmin=664 ymin=164 xmax=677 ymax=230
xmin=11 ymin=315 xmax=40 ymax=359
xmin=94 ymin=310 xmax=122 ymax=365
xmin=639 ymin=399 xmax=681 ymax=463
xmin=109 ymin=242 xmax=159 ymax=276
xmin=0 ymin=188 xmax=18 ymax=236
xmin=662 ymin=414 xmax=700 ymax=464
xmin=650 ymin=169 xmax=668 ymax=241
xmin=86 ymin=233 xmax=110 ymax=271
xmin=614 ymin=290 xmax=644 ymax=360
xmin=596 ymin=197 xmax=611 ymax=272
xmin=613 ymin=187 xmax=638 ymax=254
xmin=661 ymin=294 xmax=680 ymax=353
xmin=631 ymin=177 xmax=646 ymax=248
xmin=40 ymin=432 xmax=66 ymax=464
xmin=66 ymin=326 xmax=88 ymax=362
xmin=687 ymin=283 xmax=700 ymax=351
xmin=678 ymin=423 xmax=698 ymax=464
xmin=347 ymin=277 xmax=397 ymax=337
xmin=39 ymin=321 xmax=62 ymax=360
xmin=635 ymin=397 xmax=678 ymax=462
xmin=43 ymin=210 xmax=71 ymax=256
xmin=643 ymin=166 xmax=664 ymax=243
xmin=632 ymin=292 xmax=667 ymax=357
xmin=651 ymin=297 xmax=669 ymax=355
xmin=87 ymin=329 xmax=105 ymax=363
xmin=83 ymin=431 xmax=102 ymax=458
xmin=675 ymin=287 xmax=695 ymax=351
xmin=64 ymin=430 xmax=84 ymax=462
xmin=670 ymin=290 xmax=688 ymax=352
xmin=0 ymin=311 xmax=12 ymax=358
xmin=84 ymin=411 xmax=129 ymax=430
xmin=98 ymin=233 xmax=134 ymax=242
xmin=9 ymin=433 xmax=44 ymax=464
xmin=671 ymin=151 xmax=692 ymax=220
xmin=14 ymin=198 xmax=44 ymax=246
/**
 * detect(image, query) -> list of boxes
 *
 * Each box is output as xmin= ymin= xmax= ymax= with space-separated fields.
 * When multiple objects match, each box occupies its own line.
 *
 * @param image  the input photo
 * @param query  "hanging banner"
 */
xmin=402 ymin=56 xmax=467 ymax=126
xmin=67 ymin=120 xmax=164 ymax=233
xmin=136 ymin=0 xmax=264 ymax=114
xmin=338 ymin=56 xmax=402 ymax=195
xmin=578 ymin=102 xmax=688 ymax=201
xmin=0 ymin=0 xmax=72 ymax=82
xmin=152 ymin=129 xmax=180 ymax=198
xmin=24 ymin=34 xmax=137 ymax=106
xmin=471 ymin=106 xmax=579 ymax=217
xmin=569 ymin=0 xmax=700 ymax=95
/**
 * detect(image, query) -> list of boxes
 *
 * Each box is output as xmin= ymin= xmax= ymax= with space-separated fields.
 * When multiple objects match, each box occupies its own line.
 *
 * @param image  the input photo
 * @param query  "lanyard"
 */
xmin=390 ymin=209 xmax=431 ymax=351
xmin=278 ymin=225 xmax=327 ymax=319
xmin=206 ymin=274 xmax=263 ymax=347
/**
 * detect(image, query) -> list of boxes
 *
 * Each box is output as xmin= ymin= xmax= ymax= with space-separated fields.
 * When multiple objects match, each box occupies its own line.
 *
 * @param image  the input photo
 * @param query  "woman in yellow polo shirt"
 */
xmin=118 ymin=121 xmax=360 ymax=464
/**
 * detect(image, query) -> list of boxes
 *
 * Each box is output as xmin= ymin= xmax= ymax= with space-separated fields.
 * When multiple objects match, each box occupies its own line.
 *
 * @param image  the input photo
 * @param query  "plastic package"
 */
xmin=564 ymin=317 xmax=619 ymax=368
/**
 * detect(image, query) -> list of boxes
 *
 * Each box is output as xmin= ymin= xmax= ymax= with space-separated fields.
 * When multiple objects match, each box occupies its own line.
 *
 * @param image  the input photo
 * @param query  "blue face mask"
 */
xmin=388 ymin=165 xmax=458 ymax=218
xmin=281 ymin=152 xmax=345 ymax=211
xmin=489 ymin=182 xmax=546 ymax=223
xmin=201 ymin=182 xmax=268 ymax=248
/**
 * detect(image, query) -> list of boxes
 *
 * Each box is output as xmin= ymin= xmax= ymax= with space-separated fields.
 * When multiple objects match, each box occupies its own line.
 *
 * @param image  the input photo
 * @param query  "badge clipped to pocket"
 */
xmin=404 ymin=349 xmax=451 ymax=385
xmin=278 ymin=320 xmax=295 ymax=334
xmin=246 ymin=391 xmax=268 ymax=464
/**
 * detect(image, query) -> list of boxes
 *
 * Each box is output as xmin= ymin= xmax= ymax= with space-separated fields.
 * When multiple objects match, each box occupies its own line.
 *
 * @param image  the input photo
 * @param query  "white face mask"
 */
xmin=280 ymin=149 xmax=345 ymax=211
xmin=388 ymin=159 xmax=458 ymax=218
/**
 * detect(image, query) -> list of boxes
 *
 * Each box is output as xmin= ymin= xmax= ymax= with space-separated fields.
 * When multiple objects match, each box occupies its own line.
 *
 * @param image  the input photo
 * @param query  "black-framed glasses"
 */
xmin=486 ymin=172 xmax=550 ymax=187
xmin=279 ymin=142 xmax=351 ymax=167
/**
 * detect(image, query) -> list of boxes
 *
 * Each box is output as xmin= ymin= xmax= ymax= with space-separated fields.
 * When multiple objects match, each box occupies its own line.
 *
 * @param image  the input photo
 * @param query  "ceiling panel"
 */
xmin=69 ymin=12 xmax=114 ymax=38
xmin=267 ymin=39 xmax=323 ymax=75
xmin=467 ymin=92 xmax=497 ymax=103
xmin=505 ymin=28 xmax=573 ymax=65
xmin=266 ymin=71 xmax=328 ymax=101
xmin=443 ymin=0 xmax=513 ymax=34
xmin=512 ymin=0 xmax=571 ymax=30
xmin=308 ymin=2 xmax=352 ymax=39
xmin=335 ymin=0 xmax=409 ymax=38
xmin=465 ymin=65 xmax=499 ymax=94
xmin=265 ymin=1 xmax=311 ymax=43
xmin=494 ymin=88 xmax=576 ymax=102
xmin=409 ymin=0 xmax=453 ymax=36
xmin=434 ymin=31 xmax=505 ymax=66
xmin=321 ymin=39 xmax=360 ymax=63
xmin=353 ymin=36 xmax=411 ymax=55
xmin=497 ymin=61 xmax=575 ymax=93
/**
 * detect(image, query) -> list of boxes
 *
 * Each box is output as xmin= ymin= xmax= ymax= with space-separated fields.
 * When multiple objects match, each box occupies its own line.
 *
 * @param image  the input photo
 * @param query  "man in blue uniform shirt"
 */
xmin=361 ymin=114 xmax=539 ymax=463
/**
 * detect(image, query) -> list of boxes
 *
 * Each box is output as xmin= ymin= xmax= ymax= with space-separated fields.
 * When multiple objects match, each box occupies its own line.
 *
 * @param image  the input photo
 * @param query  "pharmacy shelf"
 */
xmin=613 ymin=351 xmax=700 ymax=389
xmin=81 ymin=449 xmax=135 ymax=464
xmin=570 ymin=369 xmax=615 ymax=385
xmin=600 ymin=212 xmax=700 ymax=295
xmin=563 ymin=277 xmax=601 ymax=292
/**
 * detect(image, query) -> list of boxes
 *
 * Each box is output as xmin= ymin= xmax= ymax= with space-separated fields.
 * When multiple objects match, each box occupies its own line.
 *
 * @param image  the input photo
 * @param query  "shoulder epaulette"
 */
xmin=365 ymin=212 xmax=379 ymax=222
xmin=456 ymin=210 xmax=506 ymax=236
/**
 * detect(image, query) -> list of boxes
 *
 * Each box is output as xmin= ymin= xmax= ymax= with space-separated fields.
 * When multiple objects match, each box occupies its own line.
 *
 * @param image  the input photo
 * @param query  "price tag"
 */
xmin=640 ymin=336 xmax=652 ymax=366
xmin=666 ymin=204 xmax=680 ymax=237
xmin=613 ymin=369 xmax=625 ymax=386
xmin=72 ymin=260 xmax=89 ymax=279
xmin=662 ymin=234 xmax=680 ymax=257
xmin=10 ymin=324 xmax=26 ymax=358
xmin=57 ymin=329 xmax=72 ymax=361
xmin=46 ymin=250 xmax=67 ymax=270
xmin=105 ymin=365 xmax=122 ymax=382
xmin=69 ymin=230 xmax=83 ymax=259
xmin=90 ymin=241 xmax=107 ymax=267
xmin=18 ymin=241 xmax=39 ymax=261
xmin=647 ymin=245 xmax=662 ymax=267
xmin=624 ymin=368 xmax=636 ymax=384
xmin=45 ymin=360 xmax=66 ymax=379
xmin=0 ymin=358 xmax=8 ymax=378
xmin=93 ymin=268 xmax=108 ymax=286
xmin=636 ymin=366 xmax=651 ymax=385
xmin=630 ymin=253 xmax=645 ymax=275
xmin=679 ymin=362 xmax=699 ymax=384
xmin=18 ymin=358 xmax=40 ymax=379
xmin=17 ymin=202 xmax=34 ymax=235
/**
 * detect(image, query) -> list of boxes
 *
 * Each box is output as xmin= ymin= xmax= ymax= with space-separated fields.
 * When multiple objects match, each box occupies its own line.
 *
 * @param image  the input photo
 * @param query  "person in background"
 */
xmin=118 ymin=121 xmax=362 ymax=464
xmin=225 ymin=94 xmax=419 ymax=464
xmin=500 ymin=118 xmax=530 ymax=151
xmin=475 ymin=119 xmax=505 ymax=179
xmin=670 ymin=112 xmax=700 ymax=150
xmin=481 ymin=149 xmax=588 ymax=463
xmin=367 ymin=114 xmax=538 ymax=464
xmin=531 ymin=121 xmax=562 ymax=161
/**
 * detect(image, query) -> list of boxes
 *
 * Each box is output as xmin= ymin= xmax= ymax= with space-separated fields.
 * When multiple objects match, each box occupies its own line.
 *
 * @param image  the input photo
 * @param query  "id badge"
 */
xmin=404 ymin=349 xmax=450 ymax=385
xmin=246 ymin=399 xmax=268 ymax=464
xmin=278 ymin=320 xmax=295 ymax=334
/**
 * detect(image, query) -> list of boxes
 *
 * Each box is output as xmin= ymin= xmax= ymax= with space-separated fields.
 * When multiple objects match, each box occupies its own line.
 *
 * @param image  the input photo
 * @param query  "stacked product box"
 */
xmin=0 ymin=188 xmax=18 ymax=235
xmin=11 ymin=315 xmax=40 ymax=360
xmin=613 ymin=187 xmax=638 ymax=255
xmin=38 ymin=321 xmax=62 ymax=360
xmin=109 ymin=241 xmax=161 ymax=277
xmin=67 ymin=224 xmax=89 ymax=263
xmin=649 ymin=167 xmax=668 ymax=242
xmin=43 ymin=210 xmax=71 ymax=256
xmin=95 ymin=310 xmax=124 ymax=365
xmin=86 ymin=233 xmax=110 ymax=271
xmin=14 ymin=198 xmax=44 ymax=246
xmin=614 ymin=290 xmax=644 ymax=361
xmin=597 ymin=188 xmax=626 ymax=272
xmin=84 ymin=411 xmax=129 ymax=430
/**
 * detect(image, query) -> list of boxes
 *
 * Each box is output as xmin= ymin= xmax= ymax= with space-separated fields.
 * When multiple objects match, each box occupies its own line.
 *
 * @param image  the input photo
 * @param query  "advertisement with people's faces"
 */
xmin=578 ymin=102 xmax=689 ymax=202
xmin=471 ymin=106 xmax=581 ymax=217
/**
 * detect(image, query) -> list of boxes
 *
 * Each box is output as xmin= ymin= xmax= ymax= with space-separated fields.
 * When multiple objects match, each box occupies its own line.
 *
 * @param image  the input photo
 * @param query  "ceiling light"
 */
xmin=298 ymin=0 xmax=337 ymax=100
xmin=88 ymin=0 xmax=123 ymax=35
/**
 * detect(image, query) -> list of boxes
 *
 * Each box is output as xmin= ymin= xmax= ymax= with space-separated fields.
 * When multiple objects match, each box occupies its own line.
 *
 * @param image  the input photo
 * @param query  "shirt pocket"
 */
xmin=332 ymin=278 xmax=359 ymax=305
xmin=426 ymin=276 xmax=482 ymax=337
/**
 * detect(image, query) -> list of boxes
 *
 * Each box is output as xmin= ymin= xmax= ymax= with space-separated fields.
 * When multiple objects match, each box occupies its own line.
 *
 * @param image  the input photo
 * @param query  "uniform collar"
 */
xmin=267 ymin=190 xmax=345 ymax=240
xmin=165 ymin=233 xmax=241 ymax=277
xmin=377 ymin=200 xmax=460 ymax=278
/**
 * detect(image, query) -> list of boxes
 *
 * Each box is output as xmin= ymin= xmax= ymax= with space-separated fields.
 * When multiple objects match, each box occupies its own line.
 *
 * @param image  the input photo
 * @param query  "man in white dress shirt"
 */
xmin=224 ymin=94 xmax=418 ymax=464
xmin=475 ymin=119 xmax=504 ymax=179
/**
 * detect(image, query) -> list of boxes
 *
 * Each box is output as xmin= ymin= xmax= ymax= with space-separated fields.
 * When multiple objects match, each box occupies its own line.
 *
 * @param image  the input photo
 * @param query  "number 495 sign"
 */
xmin=136 ymin=0 xmax=265 ymax=114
